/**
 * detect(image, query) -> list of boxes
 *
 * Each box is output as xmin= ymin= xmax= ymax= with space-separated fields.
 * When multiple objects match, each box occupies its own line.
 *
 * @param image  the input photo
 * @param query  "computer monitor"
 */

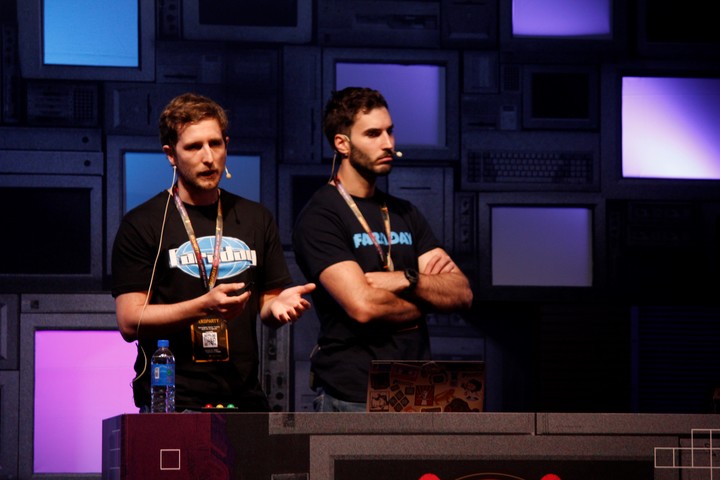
xmin=522 ymin=64 xmax=599 ymax=130
xmin=32 ymin=330 xmax=136 ymax=473
xmin=513 ymin=0 xmax=612 ymax=38
xmin=17 ymin=0 xmax=155 ymax=81
xmin=600 ymin=64 xmax=720 ymax=201
xmin=0 ymin=153 xmax=104 ymax=292
xmin=636 ymin=0 xmax=720 ymax=59
xmin=492 ymin=207 xmax=593 ymax=287
xmin=18 ymin=301 xmax=136 ymax=477
xmin=476 ymin=192 xmax=604 ymax=302
xmin=499 ymin=0 xmax=623 ymax=56
xmin=621 ymin=76 xmax=720 ymax=181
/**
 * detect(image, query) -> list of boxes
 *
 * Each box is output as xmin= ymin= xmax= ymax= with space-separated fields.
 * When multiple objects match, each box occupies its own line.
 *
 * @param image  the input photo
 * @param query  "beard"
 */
xmin=176 ymin=163 xmax=221 ymax=195
xmin=348 ymin=147 xmax=393 ymax=179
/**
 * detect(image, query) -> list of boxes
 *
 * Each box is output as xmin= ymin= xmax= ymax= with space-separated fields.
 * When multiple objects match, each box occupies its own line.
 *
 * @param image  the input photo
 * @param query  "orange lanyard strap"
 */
xmin=172 ymin=185 xmax=223 ymax=290
xmin=331 ymin=177 xmax=394 ymax=271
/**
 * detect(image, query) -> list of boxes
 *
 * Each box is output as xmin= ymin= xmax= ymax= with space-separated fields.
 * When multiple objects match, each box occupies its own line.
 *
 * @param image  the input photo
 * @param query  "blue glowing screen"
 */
xmin=124 ymin=152 xmax=261 ymax=212
xmin=622 ymin=77 xmax=720 ymax=180
xmin=512 ymin=0 xmax=612 ymax=38
xmin=43 ymin=0 xmax=139 ymax=67
xmin=492 ymin=206 xmax=593 ymax=287
xmin=336 ymin=63 xmax=446 ymax=148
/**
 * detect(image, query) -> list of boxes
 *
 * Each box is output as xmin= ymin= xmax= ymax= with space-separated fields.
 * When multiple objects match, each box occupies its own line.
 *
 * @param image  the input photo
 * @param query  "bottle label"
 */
xmin=151 ymin=364 xmax=175 ymax=387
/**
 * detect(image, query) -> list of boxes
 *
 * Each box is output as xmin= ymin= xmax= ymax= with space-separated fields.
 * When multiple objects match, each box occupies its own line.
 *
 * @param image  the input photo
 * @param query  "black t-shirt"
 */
xmin=292 ymin=184 xmax=440 ymax=402
xmin=112 ymin=189 xmax=291 ymax=411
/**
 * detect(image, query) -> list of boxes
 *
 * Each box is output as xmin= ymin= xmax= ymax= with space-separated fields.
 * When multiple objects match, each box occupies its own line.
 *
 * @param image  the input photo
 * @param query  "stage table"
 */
xmin=102 ymin=412 xmax=720 ymax=479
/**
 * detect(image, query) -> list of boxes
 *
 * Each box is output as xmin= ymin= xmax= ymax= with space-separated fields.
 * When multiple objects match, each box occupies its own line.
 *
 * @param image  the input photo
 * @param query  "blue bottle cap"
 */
xmin=158 ymin=339 xmax=169 ymax=348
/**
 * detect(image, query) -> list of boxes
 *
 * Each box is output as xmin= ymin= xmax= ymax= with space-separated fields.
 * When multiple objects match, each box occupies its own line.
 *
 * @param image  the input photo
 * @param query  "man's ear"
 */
xmin=162 ymin=145 xmax=176 ymax=167
xmin=335 ymin=134 xmax=351 ymax=157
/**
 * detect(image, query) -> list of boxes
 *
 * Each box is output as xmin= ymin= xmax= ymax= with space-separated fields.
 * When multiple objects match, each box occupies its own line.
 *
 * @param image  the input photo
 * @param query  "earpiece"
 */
xmin=338 ymin=134 xmax=351 ymax=158
xmin=225 ymin=166 xmax=232 ymax=179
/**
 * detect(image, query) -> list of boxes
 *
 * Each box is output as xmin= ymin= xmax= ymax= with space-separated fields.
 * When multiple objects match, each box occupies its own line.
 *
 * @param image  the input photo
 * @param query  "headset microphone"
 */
xmin=395 ymin=151 xmax=403 ymax=158
xmin=225 ymin=166 xmax=232 ymax=179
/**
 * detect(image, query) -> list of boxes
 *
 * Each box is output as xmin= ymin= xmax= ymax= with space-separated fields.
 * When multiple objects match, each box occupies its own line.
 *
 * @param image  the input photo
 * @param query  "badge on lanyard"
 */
xmin=191 ymin=317 xmax=230 ymax=362
xmin=173 ymin=186 xmax=231 ymax=363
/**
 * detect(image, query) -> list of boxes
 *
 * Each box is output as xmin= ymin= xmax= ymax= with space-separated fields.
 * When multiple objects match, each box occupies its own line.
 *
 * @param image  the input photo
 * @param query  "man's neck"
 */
xmin=336 ymin=163 xmax=376 ymax=198
xmin=175 ymin=182 xmax=218 ymax=206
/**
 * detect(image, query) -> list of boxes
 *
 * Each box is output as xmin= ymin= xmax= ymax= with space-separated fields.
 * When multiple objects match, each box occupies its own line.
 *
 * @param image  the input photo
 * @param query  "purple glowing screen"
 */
xmin=622 ymin=76 xmax=720 ymax=180
xmin=513 ymin=0 xmax=612 ymax=38
xmin=336 ymin=63 xmax=446 ymax=148
xmin=34 ymin=330 xmax=136 ymax=473
xmin=492 ymin=206 xmax=593 ymax=287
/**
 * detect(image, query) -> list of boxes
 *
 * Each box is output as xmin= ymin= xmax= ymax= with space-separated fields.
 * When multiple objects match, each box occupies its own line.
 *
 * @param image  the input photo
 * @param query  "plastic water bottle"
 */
xmin=150 ymin=339 xmax=175 ymax=413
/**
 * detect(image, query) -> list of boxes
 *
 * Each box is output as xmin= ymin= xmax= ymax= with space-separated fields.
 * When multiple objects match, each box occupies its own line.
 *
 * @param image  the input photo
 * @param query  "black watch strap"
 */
xmin=404 ymin=268 xmax=419 ymax=291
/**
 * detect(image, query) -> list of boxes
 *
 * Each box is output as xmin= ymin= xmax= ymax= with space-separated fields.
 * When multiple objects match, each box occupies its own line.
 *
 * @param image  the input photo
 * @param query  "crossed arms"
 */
xmin=317 ymin=247 xmax=473 ymax=325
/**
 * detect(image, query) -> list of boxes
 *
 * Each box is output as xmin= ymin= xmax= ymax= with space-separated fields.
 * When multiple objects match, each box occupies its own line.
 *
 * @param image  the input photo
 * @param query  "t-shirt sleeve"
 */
xmin=292 ymin=197 xmax=356 ymax=282
xmin=110 ymin=211 xmax=160 ymax=297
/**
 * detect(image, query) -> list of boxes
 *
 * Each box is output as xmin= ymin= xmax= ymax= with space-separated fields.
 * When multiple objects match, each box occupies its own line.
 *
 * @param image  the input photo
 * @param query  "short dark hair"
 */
xmin=158 ymin=93 xmax=229 ymax=148
xmin=322 ymin=87 xmax=389 ymax=148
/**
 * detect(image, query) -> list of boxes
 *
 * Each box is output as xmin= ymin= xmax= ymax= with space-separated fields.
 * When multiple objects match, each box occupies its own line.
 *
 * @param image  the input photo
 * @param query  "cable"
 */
xmin=328 ymin=151 xmax=339 ymax=182
xmin=131 ymin=166 xmax=176 ymax=387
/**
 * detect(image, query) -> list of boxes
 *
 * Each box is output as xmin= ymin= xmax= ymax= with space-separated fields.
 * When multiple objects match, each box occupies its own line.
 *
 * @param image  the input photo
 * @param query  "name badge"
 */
xmin=191 ymin=316 xmax=230 ymax=362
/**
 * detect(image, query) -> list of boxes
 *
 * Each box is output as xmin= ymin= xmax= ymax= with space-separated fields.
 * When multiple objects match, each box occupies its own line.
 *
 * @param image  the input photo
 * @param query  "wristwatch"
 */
xmin=404 ymin=268 xmax=419 ymax=291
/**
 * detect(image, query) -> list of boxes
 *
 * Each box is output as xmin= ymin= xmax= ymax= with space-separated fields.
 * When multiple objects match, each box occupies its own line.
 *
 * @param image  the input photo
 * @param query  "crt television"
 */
xmin=17 ymin=0 xmax=155 ymax=81
xmin=476 ymin=192 xmax=605 ymax=302
xmin=499 ymin=0 xmax=624 ymax=56
xmin=636 ymin=0 xmax=720 ymax=59
xmin=600 ymin=64 xmax=720 ymax=201
xmin=0 ymin=150 xmax=104 ymax=292
xmin=322 ymin=48 xmax=460 ymax=162
xmin=522 ymin=64 xmax=599 ymax=130
xmin=17 ymin=294 xmax=136 ymax=478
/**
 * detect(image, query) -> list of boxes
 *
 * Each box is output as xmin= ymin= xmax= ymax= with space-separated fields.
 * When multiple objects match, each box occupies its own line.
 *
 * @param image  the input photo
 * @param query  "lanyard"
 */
xmin=331 ymin=177 xmax=394 ymax=271
xmin=172 ymin=185 xmax=223 ymax=291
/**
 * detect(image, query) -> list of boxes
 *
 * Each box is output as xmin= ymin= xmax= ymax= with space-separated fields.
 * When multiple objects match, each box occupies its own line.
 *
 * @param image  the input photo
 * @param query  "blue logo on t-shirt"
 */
xmin=353 ymin=231 xmax=413 ymax=249
xmin=169 ymin=236 xmax=256 ymax=279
